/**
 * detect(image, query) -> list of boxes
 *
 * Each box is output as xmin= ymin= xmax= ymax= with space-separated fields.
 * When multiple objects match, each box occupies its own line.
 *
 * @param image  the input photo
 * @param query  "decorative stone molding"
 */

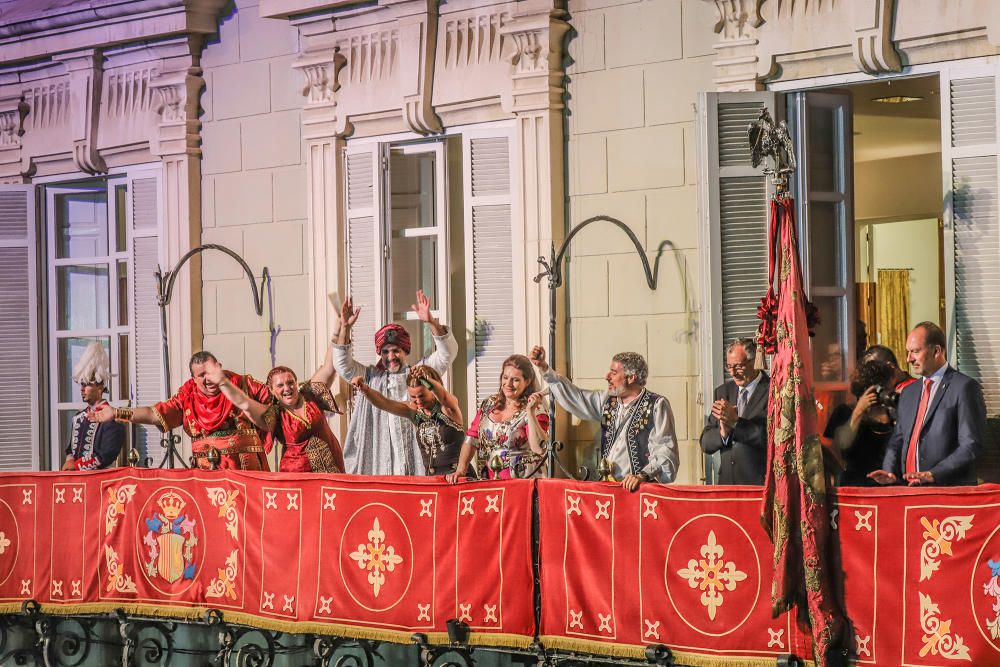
xmin=52 ymin=50 xmax=107 ymax=175
xmin=0 ymin=94 xmax=28 ymax=177
xmin=708 ymin=0 xmax=764 ymax=41
xmin=150 ymin=66 xmax=205 ymax=158
xmin=699 ymin=0 xmax=1000 ymax=89
xmin=399 ymin=7 xmax=443 ymax=135
xmin=292 ymin=50 xmax=351 ymax=140
xmin=703 ymin=0 xmax=766 ymax=91
xmin=500 ymin=7 xmax=570 ymax=113
xmin=851 ymin=0 xmax=901 ymax=74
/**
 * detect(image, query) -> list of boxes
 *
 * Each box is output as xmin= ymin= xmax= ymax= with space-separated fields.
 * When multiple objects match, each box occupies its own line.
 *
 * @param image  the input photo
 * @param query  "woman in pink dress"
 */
xmin=204 ymin=348 xmax=344 ymax=473
xmin=446 ymin=354 xmax=549 ymax=481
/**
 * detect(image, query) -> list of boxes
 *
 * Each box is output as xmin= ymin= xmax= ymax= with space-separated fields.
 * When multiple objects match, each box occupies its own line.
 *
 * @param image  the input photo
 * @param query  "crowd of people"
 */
xmin=65 ymin=292 xmax=985 ymax=489
xmin=699 ymin=321 xmax=987 ymax=487
xmin=69 ymin=289 xmax=679 ymax=490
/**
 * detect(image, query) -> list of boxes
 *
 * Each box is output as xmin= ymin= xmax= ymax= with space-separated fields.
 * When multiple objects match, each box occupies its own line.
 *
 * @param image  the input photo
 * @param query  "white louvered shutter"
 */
xmin=943 ymin=68 xmax=1000 ymax=481
xmin=698 ymin=93 xmax=776 ymax=388
xmin=463 ymin=131 xmax=514 ymax=405
xmin=0 ymin=186 xmax=39 ymax=470
xmin=128 ymin=174 xmax=165 ymax=465
xmin=344 ymin=144 xmax=385 ymax=366
xmin=697 ymin=92 xmax=776 ymax=484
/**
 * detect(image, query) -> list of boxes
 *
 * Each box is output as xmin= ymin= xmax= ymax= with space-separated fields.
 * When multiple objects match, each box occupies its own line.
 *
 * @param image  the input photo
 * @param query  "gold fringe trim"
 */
xmin=0 ymin=601 xmax=530 ymax=649
xmin=538 ymin=636 xmax=816 ymax=667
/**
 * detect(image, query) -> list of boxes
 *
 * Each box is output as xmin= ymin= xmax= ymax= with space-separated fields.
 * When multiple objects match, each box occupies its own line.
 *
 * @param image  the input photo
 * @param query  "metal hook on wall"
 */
xmin=149 ymin=243 xmax=275 ymax=468
xmin=533 ymin=215 xmax=666 ymax=478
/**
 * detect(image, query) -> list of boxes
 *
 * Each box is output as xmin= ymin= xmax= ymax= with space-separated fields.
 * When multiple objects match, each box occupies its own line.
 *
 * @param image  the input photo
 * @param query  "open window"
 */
xmin=343 ymin=128 xmax=517 ymax=415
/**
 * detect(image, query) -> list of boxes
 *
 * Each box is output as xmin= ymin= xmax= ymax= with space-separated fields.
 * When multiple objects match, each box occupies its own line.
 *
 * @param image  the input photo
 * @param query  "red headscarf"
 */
xmin=375 ymin=324 xmax=411 ymax=354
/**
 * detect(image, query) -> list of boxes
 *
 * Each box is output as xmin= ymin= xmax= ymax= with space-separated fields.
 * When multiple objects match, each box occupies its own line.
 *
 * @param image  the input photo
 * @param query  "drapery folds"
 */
xmin=758 ymin=197 xmax=844 ymax=665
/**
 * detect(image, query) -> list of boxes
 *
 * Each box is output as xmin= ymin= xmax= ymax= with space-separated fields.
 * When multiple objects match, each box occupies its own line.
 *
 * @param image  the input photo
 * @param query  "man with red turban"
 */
xmin=334 ymin=289 xmax=458 ymax=475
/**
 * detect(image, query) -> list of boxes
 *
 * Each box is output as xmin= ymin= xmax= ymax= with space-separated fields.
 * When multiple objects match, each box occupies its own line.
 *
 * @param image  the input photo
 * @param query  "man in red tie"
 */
xmin=868 ymin=322 xmax=986 ymax=487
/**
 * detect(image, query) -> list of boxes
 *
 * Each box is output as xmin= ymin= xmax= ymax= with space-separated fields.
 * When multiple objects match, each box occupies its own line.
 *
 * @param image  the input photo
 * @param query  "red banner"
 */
xmin=13 ymin=470 xmax=1000 ymax=664
xmin=0 ymin=469 xmax=536 ymax=648
xmin=538 ymin=480 xmax=1000 ymax=665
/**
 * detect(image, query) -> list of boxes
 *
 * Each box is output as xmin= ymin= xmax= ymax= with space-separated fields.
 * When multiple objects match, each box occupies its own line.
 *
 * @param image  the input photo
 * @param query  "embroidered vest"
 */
xmin=600 ymin=390 xmax=662 ymax=475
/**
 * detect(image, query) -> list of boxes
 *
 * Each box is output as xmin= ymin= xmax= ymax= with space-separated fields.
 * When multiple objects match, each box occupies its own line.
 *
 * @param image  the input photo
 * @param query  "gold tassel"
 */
xmin=754 ymin=344 xmax=767 ymax=371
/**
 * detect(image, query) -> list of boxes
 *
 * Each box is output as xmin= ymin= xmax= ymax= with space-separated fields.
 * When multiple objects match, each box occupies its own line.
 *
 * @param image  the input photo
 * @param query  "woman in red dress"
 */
xmin=204 ymin=347 xmax=345 ymax=473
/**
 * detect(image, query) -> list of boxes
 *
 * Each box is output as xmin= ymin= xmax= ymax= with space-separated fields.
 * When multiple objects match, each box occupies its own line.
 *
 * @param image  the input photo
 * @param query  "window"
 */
xmin=0 ymin=169 xmax=163 ymax=470
xmin=343 ymin=127 xmax=516 ymax=413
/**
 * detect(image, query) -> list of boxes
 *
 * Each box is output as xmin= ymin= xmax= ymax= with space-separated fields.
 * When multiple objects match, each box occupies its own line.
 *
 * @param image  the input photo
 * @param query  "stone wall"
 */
xmin=563 ymin=0 xmax=719 ymax=483
xmin=199 ymin=0 xmax=311 ymax=379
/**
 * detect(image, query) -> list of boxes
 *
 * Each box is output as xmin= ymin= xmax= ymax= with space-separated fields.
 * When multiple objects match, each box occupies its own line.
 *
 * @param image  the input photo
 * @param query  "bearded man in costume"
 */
xmin=335 ymin=289 xmax=458 ymax=475
xmin=61 ymin=342 xmax=124 ymax=471
xmin=529 ymin=346 xmax=678 ymax=491
xmin=91 ymin=351 xmax=271 ymax=470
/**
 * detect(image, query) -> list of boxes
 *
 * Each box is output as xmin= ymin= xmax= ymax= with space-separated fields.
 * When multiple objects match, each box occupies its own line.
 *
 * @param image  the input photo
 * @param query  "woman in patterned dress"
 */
xmin=203 ymin=348 xmax=345 ymax=473
xmin=446 ymin=354 xmax=549 ymax=482
xmin=351 ymin=365 xmax=463 ymax=475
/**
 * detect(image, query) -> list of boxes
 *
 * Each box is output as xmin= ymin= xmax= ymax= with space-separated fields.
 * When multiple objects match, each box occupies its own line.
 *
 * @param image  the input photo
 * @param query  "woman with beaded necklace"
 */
xmin=351 ymin=365 xmax=463 ymax=476
xmin=202 ymin=349 xmax=345 ymax=473
xmin=446 ymin=354 xmax=549 ymax=481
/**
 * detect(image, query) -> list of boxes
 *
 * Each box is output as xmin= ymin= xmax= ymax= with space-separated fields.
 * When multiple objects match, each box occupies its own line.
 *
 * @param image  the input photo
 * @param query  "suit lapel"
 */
xmin=919 ymin=367 xmax=953 ymax=435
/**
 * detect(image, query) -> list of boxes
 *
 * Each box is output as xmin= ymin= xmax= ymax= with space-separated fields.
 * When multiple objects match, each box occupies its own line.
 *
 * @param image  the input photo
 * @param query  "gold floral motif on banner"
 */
xmin=206 ymin=550 xmax=239 ymax=600
xmin=104 ymin=484 xmax=137 ymax=534
xmin=919 ymin=592 xmax=970 ymax=661
xmin=205 ymin=487 xmax=241 ymax=540
xmin=349 ymin=517 xmax=404 ymax=598
xmin=920 ymin=515 xmax=973 ymax=581
xmin=676 ymin=530 xmax=747 ymax=620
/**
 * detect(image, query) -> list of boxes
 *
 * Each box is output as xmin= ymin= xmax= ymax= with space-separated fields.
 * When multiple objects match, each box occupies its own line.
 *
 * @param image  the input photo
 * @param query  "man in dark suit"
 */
xmin=700 ymin=338 xmax=770 ymax=485
xmin=869 ymin=322 xmax=986 ymax=487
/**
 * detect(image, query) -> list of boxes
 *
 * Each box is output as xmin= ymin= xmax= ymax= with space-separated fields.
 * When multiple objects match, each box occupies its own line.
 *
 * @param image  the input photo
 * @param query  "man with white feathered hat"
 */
xmin=61 ymin=342 xmax=124 ymax=471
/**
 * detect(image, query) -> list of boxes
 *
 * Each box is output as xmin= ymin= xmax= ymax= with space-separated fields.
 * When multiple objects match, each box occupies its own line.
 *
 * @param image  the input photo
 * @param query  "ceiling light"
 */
xmin=872 ymin=95 xmax=924 ymax=104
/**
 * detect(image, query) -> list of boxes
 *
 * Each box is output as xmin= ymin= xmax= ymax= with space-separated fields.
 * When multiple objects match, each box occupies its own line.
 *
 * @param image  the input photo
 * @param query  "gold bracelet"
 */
xmin=115 ymin=407 xmax=134 ymax=422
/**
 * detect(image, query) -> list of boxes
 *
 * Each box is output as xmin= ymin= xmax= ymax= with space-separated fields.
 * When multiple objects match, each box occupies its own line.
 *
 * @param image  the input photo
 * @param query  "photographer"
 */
xmin=825 ymin=359 xmax=900 ymax=486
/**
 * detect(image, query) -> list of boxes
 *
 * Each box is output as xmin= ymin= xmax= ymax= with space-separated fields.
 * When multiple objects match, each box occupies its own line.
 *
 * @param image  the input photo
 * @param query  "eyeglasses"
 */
xmin=725 ymin=363 xmax=748 ymax=372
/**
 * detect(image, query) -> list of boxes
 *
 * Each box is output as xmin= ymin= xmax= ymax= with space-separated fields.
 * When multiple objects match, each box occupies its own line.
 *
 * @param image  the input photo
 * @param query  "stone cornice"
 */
xmin=279 ymin=0 xmax=568 ymax=138
xmin=0 ymin=0 xmax=229 ymax=66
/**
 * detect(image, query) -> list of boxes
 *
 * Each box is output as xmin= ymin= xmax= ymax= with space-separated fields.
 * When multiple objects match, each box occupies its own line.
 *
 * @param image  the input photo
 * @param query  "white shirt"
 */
xmin=541 ymin=368 xmax=679 ymax=482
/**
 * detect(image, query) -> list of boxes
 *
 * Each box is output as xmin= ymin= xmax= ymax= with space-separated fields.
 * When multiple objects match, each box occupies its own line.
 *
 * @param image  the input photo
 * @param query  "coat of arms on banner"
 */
xmin=142 ymin=490 xmax=198 ymax=585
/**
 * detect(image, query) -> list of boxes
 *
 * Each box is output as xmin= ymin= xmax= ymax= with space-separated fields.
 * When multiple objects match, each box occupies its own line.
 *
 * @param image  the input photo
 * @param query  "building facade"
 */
xmin=1 ymin=0 xmax=999 ymax=482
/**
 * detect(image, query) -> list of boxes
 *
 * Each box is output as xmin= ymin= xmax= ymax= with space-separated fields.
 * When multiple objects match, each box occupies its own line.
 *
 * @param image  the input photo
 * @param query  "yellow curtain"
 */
xmin=856 ymin=282 xmax=877 ymax=351
xmin=877 ymin=269 xmax=910 ymax=364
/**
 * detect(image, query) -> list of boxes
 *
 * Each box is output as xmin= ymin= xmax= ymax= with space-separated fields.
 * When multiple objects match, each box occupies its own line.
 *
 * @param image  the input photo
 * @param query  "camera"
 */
xmin=872 ymin=384 xmax=900 ymax=421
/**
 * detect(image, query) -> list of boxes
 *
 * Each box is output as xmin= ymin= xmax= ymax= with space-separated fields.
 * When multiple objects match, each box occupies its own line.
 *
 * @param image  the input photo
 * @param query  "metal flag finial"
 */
xmin=748 ymin=107 xmax=796 ymax=195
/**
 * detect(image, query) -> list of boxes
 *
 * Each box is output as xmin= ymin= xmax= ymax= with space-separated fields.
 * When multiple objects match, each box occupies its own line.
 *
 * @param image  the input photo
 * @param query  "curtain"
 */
xmin=877 ymin=269 xmax=910 ymax=365
xmin=856 ymin=282 xmax=877 ymax=353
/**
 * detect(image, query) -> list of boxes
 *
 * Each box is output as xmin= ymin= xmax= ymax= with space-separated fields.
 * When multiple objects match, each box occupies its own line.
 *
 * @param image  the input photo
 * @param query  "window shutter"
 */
xmin=943 ymin=69 xmax=1000 ymax=481
xmin=128 ymin=174 xmax=165 ymax=464
xmin=463 ymin=133 xmax=515 ymax=405
xmin=0 ymin=186 xmax=39 ymax=470
xmin=698 ymin=93 xmax=776 ymax=384
xmin=697 ymin=92 xmax=776 ymax=483
xmin=344 ymin=144 xmax=385 ymax=366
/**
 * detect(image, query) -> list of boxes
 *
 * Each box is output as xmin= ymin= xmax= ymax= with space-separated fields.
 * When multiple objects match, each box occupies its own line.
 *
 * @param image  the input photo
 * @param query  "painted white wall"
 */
xmin=563 ymin=0 xmax=720 ymax=483
xmin=199 ymin=0 xmax=311 ymax=381
xmin=860 ymin=218 xmax=942 ymax=332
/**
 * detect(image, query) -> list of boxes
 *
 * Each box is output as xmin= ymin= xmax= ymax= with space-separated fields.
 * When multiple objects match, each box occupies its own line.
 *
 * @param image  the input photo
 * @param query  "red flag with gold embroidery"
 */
xmin=759 ymin=197 xmax=844 ymax=665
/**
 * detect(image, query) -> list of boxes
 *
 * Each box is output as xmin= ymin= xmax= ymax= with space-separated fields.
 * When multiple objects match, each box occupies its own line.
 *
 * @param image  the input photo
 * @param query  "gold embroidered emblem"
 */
xmin=677 ymin=530 xmax=747 ymax=620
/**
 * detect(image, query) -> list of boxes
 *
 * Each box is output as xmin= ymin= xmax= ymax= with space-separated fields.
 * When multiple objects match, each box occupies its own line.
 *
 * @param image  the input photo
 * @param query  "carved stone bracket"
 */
xmin=703 ymin=0 xmax=766 ymax=91
xmin=52 ymin=49 xmax=107 ymax=174
xmin=150 ymin=67 xmax=206 ymax=158
xmin=0 ymin=93 xmax=28 ymax=177
xmin=398 ymin=5 xmax=443 ymax=135
xmin=851 ymin=0 xmax=901 ymax=74
xmin=708 ymin=0 xmax=764 ymax=41
xmin=292 ymin=51 xmax=351 ymax=139
xmin=500 ymin=7 xmax=570 ymax=114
